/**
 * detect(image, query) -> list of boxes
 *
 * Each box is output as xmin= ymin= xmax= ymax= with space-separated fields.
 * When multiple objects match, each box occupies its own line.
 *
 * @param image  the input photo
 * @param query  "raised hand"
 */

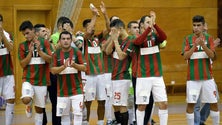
xmin=29 ymin=42 xmax=35 ymax=53
xmin=100 ymin=1 xmax=106 ymax=14
xmin=110 ymin=28 xmax=119 ymax=42
xmin=150 ymin=11 xmax=156 ymax=25
xmin=214 ymin=38 xmax=221 ymax=48
xmin=90 ymin=3 xmax=100 ymax=17
xmin=33 ymin=39 xmax=41 ymax=51
xmin=64 ymin=58 xmax=71 ymax=67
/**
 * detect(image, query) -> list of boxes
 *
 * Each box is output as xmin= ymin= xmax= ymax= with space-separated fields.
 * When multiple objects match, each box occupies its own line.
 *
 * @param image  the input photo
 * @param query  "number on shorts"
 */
xmin=114 ymin=92 xmax=121 ymax=100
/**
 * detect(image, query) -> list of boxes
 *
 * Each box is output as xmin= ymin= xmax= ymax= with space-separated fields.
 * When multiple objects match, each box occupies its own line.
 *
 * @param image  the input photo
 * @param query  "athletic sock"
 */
xmin=5 ymin=103 xmax=14 ymax=125
xmin=136 ymin=109 xmax=145 ymax=125
xmin=210 ymin=110 xmax=220 ymax=125
xmin=158 ymin=109 xmax=168 ymax=125
xmin=186 ymin=113 xmax=194 ymax=125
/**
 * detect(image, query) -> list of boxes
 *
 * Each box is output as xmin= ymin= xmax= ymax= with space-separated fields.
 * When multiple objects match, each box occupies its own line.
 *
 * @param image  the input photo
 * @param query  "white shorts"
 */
xmin=186 ymin=79 xmax=218 ymax=103
xmin=136 ymin=77 xmax=168 ymax=104
xmin=21 ymin=82 xmax=47 ymax=108
xmin=0 ymin=75 xmax=15 ymax=100
xmin=57 ymin=94 xmax=83 ymax=116
xmin=84 ymin=74 xmax=106 ymax=101
xmin=104 ymin=73 xmax=113 ymax=97
xmin=112 ymin=80 xmax=131 ymax=106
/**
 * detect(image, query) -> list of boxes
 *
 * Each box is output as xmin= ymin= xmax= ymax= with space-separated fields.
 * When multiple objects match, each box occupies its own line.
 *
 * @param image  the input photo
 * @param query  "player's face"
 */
xmin=62 ymin=23 xmax=73 ymax=33
xmin=60 ymin=34 xmax=72 ymax=50
xmin=85 ymin=23 xmax=95 ymax=35
xmin=22 ymin=28 xmax=35 ymax=42
xmin=129 ymin=23 xmax=139 ymax=36
xmin=193 ymin=22 xmax=204 ymax=36
xmin=38 ymin=27 xmax=48 ymax=38
xmin=143 ymin=16 xmax=152 ymax=29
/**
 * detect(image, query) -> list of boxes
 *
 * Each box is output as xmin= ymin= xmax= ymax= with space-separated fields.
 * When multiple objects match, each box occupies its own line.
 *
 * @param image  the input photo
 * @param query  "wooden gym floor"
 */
xmin=0 ymin=94 xmax=221 ymax=125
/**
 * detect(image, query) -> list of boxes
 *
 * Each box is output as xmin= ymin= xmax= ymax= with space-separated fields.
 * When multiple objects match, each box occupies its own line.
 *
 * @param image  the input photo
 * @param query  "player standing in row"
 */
xmin=50 ymin=31 xmax=86 ymax=125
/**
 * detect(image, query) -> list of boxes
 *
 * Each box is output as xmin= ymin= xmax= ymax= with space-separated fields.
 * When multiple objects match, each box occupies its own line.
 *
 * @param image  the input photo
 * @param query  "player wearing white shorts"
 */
xmin=18 ymin=20 xmax=53 ymax=125
xmin=182 ymin=15 xmax=220 ymax=125
xmin=51 ymin=31 xmax=86 ymax=125
xmin=104 ymin=19 xmax=135 ymax=125
xmin=0 ymin=14 xmax=15 ymax=125
xmin=133 ymin=11 xmax=168 ymax=125
xmin=80 ymin=5 xmax=107 ymax=125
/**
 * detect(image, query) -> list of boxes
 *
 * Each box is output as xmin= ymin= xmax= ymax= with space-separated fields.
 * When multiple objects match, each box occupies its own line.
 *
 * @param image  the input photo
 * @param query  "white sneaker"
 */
xmin=82 ymin=121 xmax=89 ymax=125
xmin=25 ymin=102 xmax=32 ymax=118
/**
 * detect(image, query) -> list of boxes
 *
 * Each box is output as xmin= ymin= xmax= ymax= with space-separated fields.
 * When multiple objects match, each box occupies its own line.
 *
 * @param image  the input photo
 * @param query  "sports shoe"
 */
xmin=200 ymin=123 xmax=206 ymax=125
xmin=82 ymin=121 xmax=89 ymax=125
xmin=25 ymin=102 xmax=32 ymax=118
xmin=106 ymin=120 xmax=113 ymax=125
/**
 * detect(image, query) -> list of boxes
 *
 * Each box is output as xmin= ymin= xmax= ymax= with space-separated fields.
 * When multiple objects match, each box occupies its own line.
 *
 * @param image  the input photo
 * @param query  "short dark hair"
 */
xmin=34 ymin=24 xmax=46 ymax=29
xmin=127 ymin=21 xmax=138 ymax=28
xmin=57 ymin=16 xmax=70 ymax=28
xmin=19 ymin=20 xmax=34 ymax=31
xmin=83 ymin=19 xmax=91 ymax=28
xmin=34 ymin=24 xmax=46 ymax=32
xmin=59 ymin=31 xmax=72 ymax=40
xmin=0 ymin=14 xmax=3 ymax=21
xmin=62 ymin=19 xmax=74 ymax=29
xmin=192 ymin=15 xmax=205 ymax=24
xmin=139 ymin=15 xmax=151 ymax=29
xmin=109 ymin=15 xmax=119 ymax=22
xmin=110 ymin=19 xmax=125 ymax=29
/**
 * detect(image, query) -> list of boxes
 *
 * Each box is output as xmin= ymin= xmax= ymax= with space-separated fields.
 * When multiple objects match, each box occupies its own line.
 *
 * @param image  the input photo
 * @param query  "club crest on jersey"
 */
xmin=91 ymin=92 xmax=95 ymax=98
xmin=79 ymin=102 xmax=83 ymax=109
xmin=151 ymin=36 xmax=156 ymax=41
xmin=213 ymin=91 xmax=217 ymax=98
xmin=143 ymin=96 xmax=147 ymax=102
xmin=192 ymin=95 xmax=197 ymax=101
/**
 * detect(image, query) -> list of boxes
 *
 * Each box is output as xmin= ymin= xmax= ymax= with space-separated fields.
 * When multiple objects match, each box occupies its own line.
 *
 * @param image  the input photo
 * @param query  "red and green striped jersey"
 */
xmin=103 ymin=52 xmax=113 ymax=73
xmin=102 ymin=36 xmax=113 ymax=73
xmin=133 ymin=25 xmax=167 ymax=77
xmin=18 ymin=37 xmax=53 ymax=86
xmin=130 ymin=34 xmax=140 ymax=77
xmin=183 ymin=33 xmax=214 ymax=80
xmin=0 ymin=32 xmax=13 ymax=76
xmin=83 ymin=33 xmax=105 ymax=75
xmin=112 ymin=35 xmax=136 ymax=80
xmin=51 ymin=47 xmax=84 ymax=97
xmin=131 ymin=45 xmax=139 ymax=77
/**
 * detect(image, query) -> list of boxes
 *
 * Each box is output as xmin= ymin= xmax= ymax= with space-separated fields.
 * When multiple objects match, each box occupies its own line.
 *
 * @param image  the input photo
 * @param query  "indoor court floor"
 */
xmin=0 ymin=95 xmax=221 ymax=125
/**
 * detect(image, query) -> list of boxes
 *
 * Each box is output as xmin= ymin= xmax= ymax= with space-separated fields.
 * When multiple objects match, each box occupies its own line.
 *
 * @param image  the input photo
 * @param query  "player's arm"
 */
xmin=70 ymin=62 xmax=86 ymax=72
xmin=19 ymin=43 xmax=34 ymax=68
xmin=183 ymin=38 xmax=197 ymax=60
xmin=50 ymin=65 xmax=66 ymax=75
xmin=113 ymin=39 xmax=127 ymax=60
xmin=200 ymin=37 xmax=215 ymax=60
xmin=133 ymin=27 xmax=152 ymax=45
xmin=0 ymin=29 xmax=13 ymax=51
xmin=85 ymin=4 xmax=99 ymax=39
xmin=154 ymin=24 xmax=167 ymax=43
xmin=105 ymin=37 xmax=114 ymax=55
xmin=102 ymin=36 xmax=111 ymax=52
xmin=50 ymin=58 xmax=68 ymax=75
xmin=35 ymin=40 xmax=52 ymax=63
xmin=100 ymin=1 xmax=111 ymax=36
xmin=70 ymin=51 xmax=86 ymax=72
